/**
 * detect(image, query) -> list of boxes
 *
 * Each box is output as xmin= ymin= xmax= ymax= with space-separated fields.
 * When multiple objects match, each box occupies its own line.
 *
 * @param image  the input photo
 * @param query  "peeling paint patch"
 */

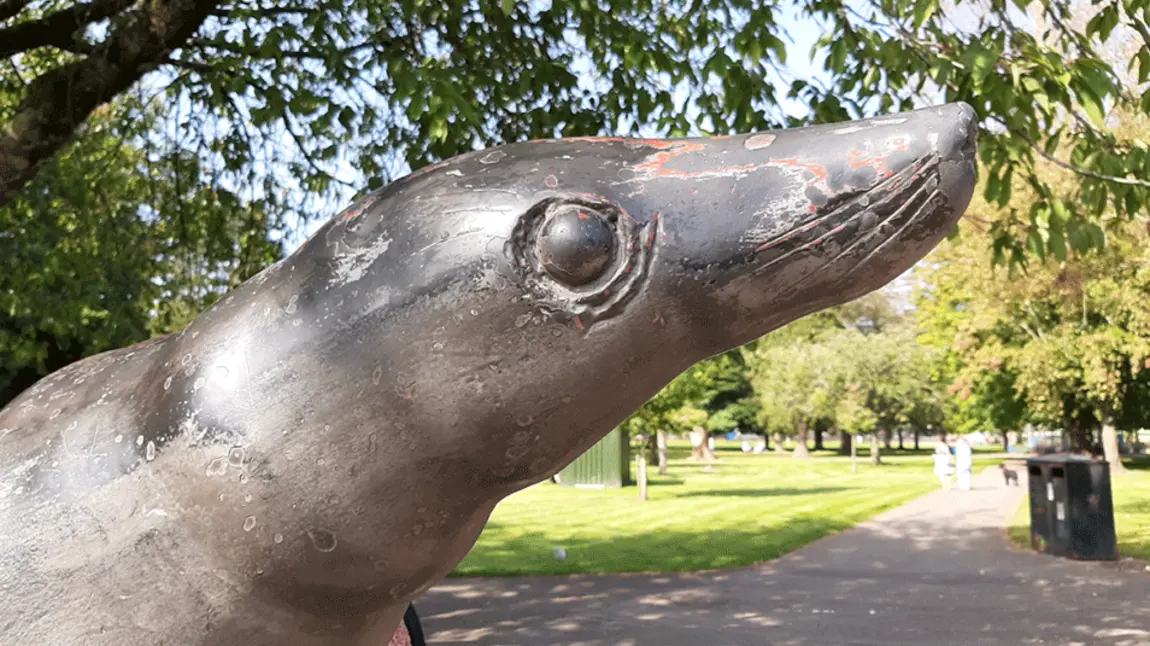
xmin=767 ymin=158 xmax=829 ymax=182
xmin=480 ymin=150 xmax=507 ymax=164
xmin=331 ymin=237 xmax=392 ymax=286
xmin=833 ymin=125 xmax=868 ymax=135
xmin=623 ymin=141 xmax=793 ymax=182
xmin=744 ymin=134 xmax=776 ymax=150
xmin=847 ymin=147 xmax=894 ymax=178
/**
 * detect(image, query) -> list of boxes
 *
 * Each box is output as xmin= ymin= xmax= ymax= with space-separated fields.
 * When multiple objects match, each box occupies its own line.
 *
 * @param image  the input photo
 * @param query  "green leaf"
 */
xmin=912 ymin=0 xmax=937 ymax=29
xmin=1073 ymin=83 xmax=1106 ymax=128
xmin=500 ymin=0 xmax=515 ymax=15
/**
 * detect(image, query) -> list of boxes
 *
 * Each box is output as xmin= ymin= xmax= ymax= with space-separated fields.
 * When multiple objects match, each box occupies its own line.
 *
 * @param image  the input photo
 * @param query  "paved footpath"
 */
xmin=417 ymin=466 xmax=1150 ymax=645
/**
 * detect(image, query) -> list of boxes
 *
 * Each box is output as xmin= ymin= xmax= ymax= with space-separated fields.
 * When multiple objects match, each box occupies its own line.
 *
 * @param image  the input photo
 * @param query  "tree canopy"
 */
xmin=3 ymin=0 xmax=1149 ymax=265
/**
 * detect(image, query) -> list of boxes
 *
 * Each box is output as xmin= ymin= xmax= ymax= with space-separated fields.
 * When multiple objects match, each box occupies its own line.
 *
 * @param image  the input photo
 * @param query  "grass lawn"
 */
xmin=1008 ymin=457 xmax=1150 ymax=561
xmin=451 ymin=442 xmax=1005 ymax=577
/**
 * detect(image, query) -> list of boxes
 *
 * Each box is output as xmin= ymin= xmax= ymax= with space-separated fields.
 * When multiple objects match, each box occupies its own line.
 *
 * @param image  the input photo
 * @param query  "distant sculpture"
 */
xmin=0 ymin=103 xmax=978 ymax=644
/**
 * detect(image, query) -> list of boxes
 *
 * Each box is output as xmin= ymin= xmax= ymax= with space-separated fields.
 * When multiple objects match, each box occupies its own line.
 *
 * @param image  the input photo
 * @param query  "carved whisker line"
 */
xmin=748 ymin=200 xmax=872 ymax=278
xmin=780 ymin=167 xmax=938 ymax=295
xmin=842 ymin=186 xmax=944 ymax=279
xmin=751 ymin=152 xmax=939 ymax=266
xmin=750 ymin=158 xmax=933 ymax=280
xmin=750 ymin=161 xmax=916 ymax=254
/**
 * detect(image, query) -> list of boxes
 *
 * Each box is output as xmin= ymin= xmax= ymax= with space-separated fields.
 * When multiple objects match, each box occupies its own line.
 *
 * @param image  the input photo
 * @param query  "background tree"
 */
xmin=3 ymin=0 xmax=1148 ymax=266
xmin=914 ymin=106 xmax=1150 ymax=471
xmin=620 ymin=361 xmax=718 ymax=474
xmin=747 ymin=339 xmax=842 ymax=459
xmin=0 ymin=97 xmax=278 ymax=406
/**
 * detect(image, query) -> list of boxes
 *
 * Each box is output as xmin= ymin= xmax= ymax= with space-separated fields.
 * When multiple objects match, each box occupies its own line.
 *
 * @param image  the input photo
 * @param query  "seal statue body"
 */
xmin=0 ymin=104 xmax=978 ymax=644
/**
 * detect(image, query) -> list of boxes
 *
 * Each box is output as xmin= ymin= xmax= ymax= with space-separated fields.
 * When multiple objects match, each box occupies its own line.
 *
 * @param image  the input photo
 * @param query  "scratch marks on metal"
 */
xmin=740 ymin=159 xmax=832 ymax=249
xmin=331 ymin=237 xmax=392 ymax=286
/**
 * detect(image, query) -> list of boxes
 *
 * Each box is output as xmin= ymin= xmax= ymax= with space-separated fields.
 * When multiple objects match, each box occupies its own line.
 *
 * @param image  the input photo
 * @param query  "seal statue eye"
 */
xmin=534 ymin=205 xmax=616 ymax=286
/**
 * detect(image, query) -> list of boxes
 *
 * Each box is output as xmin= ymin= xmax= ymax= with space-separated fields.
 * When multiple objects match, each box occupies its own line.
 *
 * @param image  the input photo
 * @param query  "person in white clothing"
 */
xmin=933 ymin=438 xmax=952 ymax=487
xmin=955 ymin=436 xmax=974 ymax=490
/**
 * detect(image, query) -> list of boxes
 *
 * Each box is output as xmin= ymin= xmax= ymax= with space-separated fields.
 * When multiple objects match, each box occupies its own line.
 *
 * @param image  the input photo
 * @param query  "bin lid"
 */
xmin=1025 ymin=452 xmax=1106 ymax=465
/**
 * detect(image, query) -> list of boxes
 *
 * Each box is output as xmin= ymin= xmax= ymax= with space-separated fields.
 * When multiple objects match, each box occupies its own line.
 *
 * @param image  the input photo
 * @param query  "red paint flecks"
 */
xmin=572 ymin=316 xmax=585 ymax=330
xmin=578 ymin=211 xmax=591 ymax=220
xmin=847 ymin=148 xmax=893 ymax=178
xmin=340 ymin=207 xmax=364 ymax=222
xmin=571 ymin=192 xmax=616 ymax=205
xmin=800 ymin=220 xmax=853 ymax=252
xmin=809 ymin=204 xmax=818 ymax=213
xmin=560 ymin=136 xmax=688 ymax=149
xmin=544 ymin=174 xmax=559 ymax=188
xmin=630 ymin=141 xmax=707 ymax=178
xmin=768 ymin=158 xmax=829 ymax=182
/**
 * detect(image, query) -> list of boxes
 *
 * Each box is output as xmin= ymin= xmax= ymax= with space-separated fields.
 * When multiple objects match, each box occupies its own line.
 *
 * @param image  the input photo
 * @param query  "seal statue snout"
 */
xmin=612 ymin=101 xmax=981 ymax=349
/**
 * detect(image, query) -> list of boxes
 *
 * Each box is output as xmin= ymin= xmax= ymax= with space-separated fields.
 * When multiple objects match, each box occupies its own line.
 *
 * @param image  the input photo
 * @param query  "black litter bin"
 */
xmin=1025 ymin=454 xmax=1118 ymax=561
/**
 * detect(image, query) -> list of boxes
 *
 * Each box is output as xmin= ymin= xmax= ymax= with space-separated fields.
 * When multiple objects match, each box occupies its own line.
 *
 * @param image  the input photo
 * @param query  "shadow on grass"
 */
xmin=673 ymin=486 xmax=849 ymax=499
xmin=643 ymin=477 xmax=686 ymax=486
xmin=1122 ymin=456 xmax=1150 ymax=471
xmin=450 ymin=516 xmax=854 ymax=578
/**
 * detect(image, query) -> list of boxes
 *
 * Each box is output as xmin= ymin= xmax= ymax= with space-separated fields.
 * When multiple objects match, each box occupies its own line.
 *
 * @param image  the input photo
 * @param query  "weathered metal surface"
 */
xmin=0 ymin=103 xmax=978 ymax=645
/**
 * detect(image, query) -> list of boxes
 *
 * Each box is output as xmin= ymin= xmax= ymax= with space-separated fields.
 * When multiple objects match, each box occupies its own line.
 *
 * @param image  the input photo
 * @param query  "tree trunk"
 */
xmin=914 ymin=428 xmax=920 ymax=451
xmin=850 ymin=433 xmax=858 ymax=473
xmin=1064 ymin=409 xmax=1092 ymax=453
xmin=1100 ymin=412 xmax=1127 ymax=473
xmin=792 ymin=421 xmax=811 ymax=458
xmin=897 ymin=428 xmax=904 ymax=450
xmin=656 ymin=430 xmax=669 ymax=475
xmin=814 ymin=425 xmax=825 ymax=451
xmin=871 ymin=433 xmax=883 ymax=466
xmin=637 ymin=453 xmax=648 ymax=501
xmin=0 ymin=0 xmax=225 ymax=209
xmin=838 ymin=430 xmax=852 ymax=456
xmin=773 ymin=432 xmax=787 ymax=454
xmin=1003 ymin=431 xmax=1009 ymax=452
xmin=883 ymin=429 xmax=892 ymax=450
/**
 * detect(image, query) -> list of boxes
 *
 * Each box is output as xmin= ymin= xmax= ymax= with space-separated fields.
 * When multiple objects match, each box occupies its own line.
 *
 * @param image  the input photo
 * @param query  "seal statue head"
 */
xmin=0 ymin=103 xmax=976 ymax=644
xmin=283 ymin=101 xmax=976 ymax=483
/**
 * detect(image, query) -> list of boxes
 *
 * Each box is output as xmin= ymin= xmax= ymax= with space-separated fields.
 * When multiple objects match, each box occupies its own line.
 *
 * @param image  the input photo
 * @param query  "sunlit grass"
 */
xmin=451 ymin=441 xmax=1004 ymax=576
xmin=1007 ymin=458 xmax=1150 ymax=561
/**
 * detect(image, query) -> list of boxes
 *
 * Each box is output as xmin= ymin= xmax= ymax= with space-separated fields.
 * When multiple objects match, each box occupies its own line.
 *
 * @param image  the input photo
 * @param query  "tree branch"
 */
xmin=0 ymin=0 xmax=223 ymax=208
xmin=188 ymin=36 xmax=386 ymax=61
xmin=0 ymin=0 xmax=137 ymax=58
xmin=992 ymin=115 xmax=1150 ymax=189
xmin=0 ymin=0 xmax=32 ymax=23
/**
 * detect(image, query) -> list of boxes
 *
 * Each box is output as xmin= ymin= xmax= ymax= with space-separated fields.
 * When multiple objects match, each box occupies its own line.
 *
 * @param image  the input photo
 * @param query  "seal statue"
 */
xmin=0 ymin=103 xmax=978 ymax=644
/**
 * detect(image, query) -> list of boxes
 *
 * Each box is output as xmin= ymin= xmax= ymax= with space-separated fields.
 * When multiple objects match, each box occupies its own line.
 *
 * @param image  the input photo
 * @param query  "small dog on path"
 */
xmin=999 ymin=463 xmax=1020 ymax=486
